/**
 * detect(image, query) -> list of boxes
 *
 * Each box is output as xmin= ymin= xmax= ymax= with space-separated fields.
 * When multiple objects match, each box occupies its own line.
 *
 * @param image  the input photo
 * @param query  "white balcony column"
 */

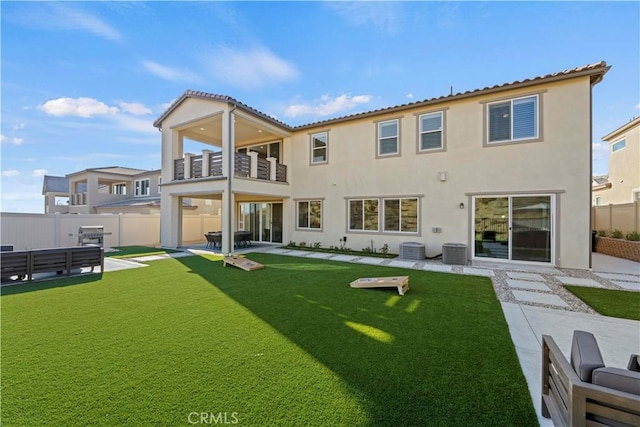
xmin=267 ymin=157 xmax=277 ymax=181
xmin=221 ymin=107 xmax=235 ymax=255
xmin=248 ymin=151 xmax=259 ymax=178
xmin=184 ymin=153 xmax=194 ymax=179
xmin=202 ymin=149 xmax=213 ymax=176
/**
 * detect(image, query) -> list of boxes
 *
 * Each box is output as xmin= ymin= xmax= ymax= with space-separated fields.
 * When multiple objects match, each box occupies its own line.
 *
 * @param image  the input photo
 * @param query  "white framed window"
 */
xmin=418 ymin=111 xmax=444 ymax=151
xmin=488 ymin=95 xmax=538 ymax=143
xmin=134 ymin=178 xmax=150 ymax=197
xmin=157 ymin=177 xmax=162 ymax=194
xmin=310 ymin=132 xmax=328 ymax=164
xmin=348 ymin=199 xmax=379 ymax=232
xmin=297 ymin=200 xmax=322 ymax=230
xmin=594 ymin=196 xmax=601 ymax=206
xmin=383 ymin=198 xmax=418 ymax=233
xmin=611 ymin=139 xmax=626 ymax=153
xmin=112 ymin=183 xmax=127 ymax=195
xmin=377 ymin=119 xmax=399 ymax=156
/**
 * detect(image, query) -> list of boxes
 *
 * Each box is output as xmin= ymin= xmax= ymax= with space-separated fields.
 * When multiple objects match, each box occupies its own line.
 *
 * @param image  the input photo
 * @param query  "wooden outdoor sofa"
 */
xmin=541 ymin=331 xmax=640 ymax=426
xmin=0 ymin=246 xmax=104 ymax=282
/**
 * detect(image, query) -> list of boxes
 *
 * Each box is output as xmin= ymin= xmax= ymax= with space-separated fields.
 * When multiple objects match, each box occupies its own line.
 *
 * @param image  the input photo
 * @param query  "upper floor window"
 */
xmin=297 ymin=200 xmax=322 ymax=230
xmin=611 ymin=139 xmax=626 ymax=153
xmin=112 ymin=183 xmax=126 ymax=195
xmin=134 ymin=179 xmax=150 ymax=197
xmin=311 ymin=132 xmax=328 ymax=164
xmin=377 ymin=119 xmax=399 ymax=156
xmin=488 ymin=95 xmax=538 ymax=143
xmin=237 ymin=141 xmax=281 ymax=163
xmin=418 ymin=111 xmax=444 ymax=151
xmin=349 ymin=199 xmax=379 ymax=232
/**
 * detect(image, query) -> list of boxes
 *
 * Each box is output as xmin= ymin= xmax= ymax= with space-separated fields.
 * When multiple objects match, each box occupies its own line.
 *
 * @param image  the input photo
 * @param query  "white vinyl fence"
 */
xmin=592 ymin=202 xmax=639 ymax=234
xmin=0 ymin=212 xmax=221 ymax=250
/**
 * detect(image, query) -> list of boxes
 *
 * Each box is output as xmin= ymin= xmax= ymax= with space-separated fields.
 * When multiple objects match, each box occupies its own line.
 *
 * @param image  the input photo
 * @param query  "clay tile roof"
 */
xmin=154 ymin=61 xmax=610 ymax=131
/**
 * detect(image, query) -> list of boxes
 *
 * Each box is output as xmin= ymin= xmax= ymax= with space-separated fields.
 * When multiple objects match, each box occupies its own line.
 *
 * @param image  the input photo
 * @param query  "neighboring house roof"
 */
xmin=602 ymin=116 xmax=640 ymax=142
xmin=93 ymin=196 xmax=196 ymax=209
xmin=592 ymin=175 xmax=611 ymax=191
xmin=42 ymin=175 xmax=69 ymax=195
xmin=154 ymin=61 xmax=610 ymax=131
xmin=66 ymin=166 xmax=150 ymax=178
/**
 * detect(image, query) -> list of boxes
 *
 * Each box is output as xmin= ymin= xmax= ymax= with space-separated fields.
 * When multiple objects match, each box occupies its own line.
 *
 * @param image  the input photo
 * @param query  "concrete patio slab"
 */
xmin=357 ymin=257 xmax=386 ymax=265
xmin=332 ymin=254 xmax=359 ymax=262
xmin=592 ymin=252 xmax=639 ymax=274
xmin=461 ymin=267 xmax=495 ymax=277
xmin=594 ymin=271 xmax=640 ymax=282
xmin=506 ymin=279 xmax=551 ymax=292
xmin=511 ymin=290 xmax=569 ymax=307
xmin=306 ymin=252 xmax=335 ymax=259
xmin=388 ymin=260 xmax=418 ymax=269
xmin=506 ymin=271 xmax=546 ymax=281
xmin=556 ymin=276 xmax=603 ymax=287
xmin=421 ymin=264 xmax=452 ymax=273
xmin=613 ymin=280 xmax=640 ymax=291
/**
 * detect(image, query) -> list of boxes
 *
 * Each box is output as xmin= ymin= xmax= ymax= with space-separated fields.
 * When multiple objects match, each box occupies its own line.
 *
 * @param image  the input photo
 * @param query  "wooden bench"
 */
xmin=1 ymin=251 xmax=29 ymax=281
xmin=1 ymin=246 xmax=104 ymax=283
xmin=542 ymin=334 xmax=640 ymax=426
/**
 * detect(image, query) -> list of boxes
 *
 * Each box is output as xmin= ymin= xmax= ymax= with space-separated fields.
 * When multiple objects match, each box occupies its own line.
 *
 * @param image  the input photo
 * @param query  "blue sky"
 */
xmin=1 ymin=1 xmax=639 ymax=213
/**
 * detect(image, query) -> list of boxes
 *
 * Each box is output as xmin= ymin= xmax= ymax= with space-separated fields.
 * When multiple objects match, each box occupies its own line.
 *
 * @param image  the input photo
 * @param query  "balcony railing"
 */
xmin=173 ymin=152 xmax=287 ymax=183
xmin=70 ymin=193 xmax=87 ymax=206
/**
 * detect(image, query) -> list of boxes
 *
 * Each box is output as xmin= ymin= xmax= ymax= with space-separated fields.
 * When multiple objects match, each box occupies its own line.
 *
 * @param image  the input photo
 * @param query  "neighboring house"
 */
xmin=593 ymin=117 xmax=640 ymax=205
xmin=154 ymin=61 xmax=609 ymax=270
xmin=42 ymin=175 xmax=70 ymax=213
xmin=43 ymin=166 xmax=217 ymax=215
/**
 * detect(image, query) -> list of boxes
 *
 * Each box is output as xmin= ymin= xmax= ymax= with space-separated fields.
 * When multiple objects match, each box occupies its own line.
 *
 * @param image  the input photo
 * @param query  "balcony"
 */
xmin=173 ymin=152 xmax=287 ymax=183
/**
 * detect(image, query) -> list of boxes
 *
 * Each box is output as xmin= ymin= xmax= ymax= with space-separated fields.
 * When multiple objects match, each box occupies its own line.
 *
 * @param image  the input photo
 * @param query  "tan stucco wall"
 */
xmin=595 ymin=121 xmax=640 ymax=204
xmin=288 ymin=77 xmax=593 ymax=269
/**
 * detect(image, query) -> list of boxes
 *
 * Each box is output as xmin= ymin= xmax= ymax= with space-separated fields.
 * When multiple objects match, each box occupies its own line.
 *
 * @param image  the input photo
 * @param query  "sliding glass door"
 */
xmin=238 ymin=202 xmax=283 ymax=243
xmin=473 ymin=195 xmax=553 ymax=263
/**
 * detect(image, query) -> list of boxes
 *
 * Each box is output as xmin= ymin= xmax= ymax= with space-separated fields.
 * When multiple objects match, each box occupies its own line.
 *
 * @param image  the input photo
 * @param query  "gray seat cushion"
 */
xmin=593 ymin=367 xmax=640 ymax=395
xmin=570 ymin=330 xmax=605 ymax=382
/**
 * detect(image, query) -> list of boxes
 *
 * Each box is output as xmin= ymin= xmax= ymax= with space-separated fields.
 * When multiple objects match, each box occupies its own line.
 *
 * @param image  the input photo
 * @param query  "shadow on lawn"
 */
xmin=0 ymin=273 xmax=103 ymax=296
xmin=176 ymin=253 xmax=536 ymax=426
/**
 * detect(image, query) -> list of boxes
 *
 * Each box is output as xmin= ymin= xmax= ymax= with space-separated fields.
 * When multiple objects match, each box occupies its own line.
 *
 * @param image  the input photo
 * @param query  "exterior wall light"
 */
xmin=459 ymin=202 xmax=465 ymax=209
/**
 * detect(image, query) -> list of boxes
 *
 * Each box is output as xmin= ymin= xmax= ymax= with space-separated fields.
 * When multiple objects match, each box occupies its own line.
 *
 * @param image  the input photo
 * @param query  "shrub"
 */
xmin=313 ymin=242 xmax=322 ymax=249
xmin=626 ymin=231 xmax=640 ymax=241
xmin=597 ymin=230 xmax=608 ymax=237
xmin=298 ymin=242 xmax=307 ymax=248
xmin=287 ymin=241 xmax=296 ymax=247
xmin=380 ymin=244 xmax=389 ymax=255
xmin=611 ymin=229 xmax=623 ymax=239
xmin=361 ymin=247 xmax=373 ymax=253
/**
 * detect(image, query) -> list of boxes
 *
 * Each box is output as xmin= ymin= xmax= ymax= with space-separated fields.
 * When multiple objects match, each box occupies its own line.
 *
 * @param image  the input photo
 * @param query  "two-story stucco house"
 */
xmin=154 ymin=61 xmax=609 ymax=270
xmin=592 ymin=116 xmax=640 ymax=205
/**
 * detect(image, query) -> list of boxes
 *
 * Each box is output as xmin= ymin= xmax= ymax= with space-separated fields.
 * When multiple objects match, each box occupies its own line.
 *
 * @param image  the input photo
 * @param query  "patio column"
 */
xmin=267 ymin=157 xmax=277 ymax=181
xmin=202 ymin=149 xmax=212 ymax=176
xmin=160 ymin=193 xmax=182 ymax=248
xmin=221 ymin=107 xmax=235 ymax=255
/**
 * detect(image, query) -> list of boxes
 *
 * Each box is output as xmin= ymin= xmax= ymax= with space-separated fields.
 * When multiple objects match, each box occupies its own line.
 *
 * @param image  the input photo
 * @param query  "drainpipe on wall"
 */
xmin=226 ymin=103 xmax=237 ymax=256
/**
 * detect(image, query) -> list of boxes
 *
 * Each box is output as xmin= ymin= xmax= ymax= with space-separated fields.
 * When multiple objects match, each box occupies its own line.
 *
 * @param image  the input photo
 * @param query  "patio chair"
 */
xmin=205 ymin=234 xmax=214 ymax=249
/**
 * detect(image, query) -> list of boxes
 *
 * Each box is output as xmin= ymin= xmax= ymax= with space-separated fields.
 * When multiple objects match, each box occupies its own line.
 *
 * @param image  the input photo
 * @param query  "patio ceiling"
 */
xmin=180 ymin=112 xmax=289 ymax=148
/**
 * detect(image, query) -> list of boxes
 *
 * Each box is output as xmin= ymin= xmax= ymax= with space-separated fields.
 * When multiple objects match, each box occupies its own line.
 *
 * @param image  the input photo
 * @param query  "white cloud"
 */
xmin=0 ymin=134 xmax=24 ymax=145
xmin=112 ymin=115 xmax=156 ymax=135
xmin=118 ymin=102 xmax=152 ymax=116
xmin=2 ymin=170 xmax=20 ymax=177
xmin=635 ymin=103 xmax=640 ymax=110
xmin=203 ymin=46 xmax=298 ymax=89
xmin=32 ymin=169 xmax=48 ymax=177
xmin=284 ymin=94 xmax=373 ymax=119
xmin=50 ymin=4 xmax=124 ymax=41
xmin=39 ymin=97 xmax=120 ymax=118
xmin=592 ymin=141 xmax=609 ymax=162
xmin=406 ymin=93 xmax=414 ymax=99
xmin=326 ymin=2 xmax=402 ymax=33
xmin=141 ymin=60 xmax=202 ymax=83
xmin=12 ymin=122 xmax=26 ymax=130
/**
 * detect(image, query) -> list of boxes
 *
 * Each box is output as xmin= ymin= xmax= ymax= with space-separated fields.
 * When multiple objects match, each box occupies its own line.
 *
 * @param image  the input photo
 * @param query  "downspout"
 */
xmin=227 ymin=102 xmax=237 ymax=256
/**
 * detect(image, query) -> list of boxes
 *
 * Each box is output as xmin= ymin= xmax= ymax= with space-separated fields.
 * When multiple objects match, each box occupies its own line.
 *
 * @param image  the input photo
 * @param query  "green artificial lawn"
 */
xmin=107 ymin=245 xmax=181 ymax=259
xmin=565 ymin=285 xmax=640 ymax=320
xmin=2 ymin=254 xmax=537 ymax=426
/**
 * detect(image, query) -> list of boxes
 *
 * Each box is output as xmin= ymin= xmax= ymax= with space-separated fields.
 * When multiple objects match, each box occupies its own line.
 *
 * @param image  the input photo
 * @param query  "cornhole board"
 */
xmin=350 ymin=276 xmax=409 ymax=295
xmin=223 ymin=256 xmax=264 ymax=271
